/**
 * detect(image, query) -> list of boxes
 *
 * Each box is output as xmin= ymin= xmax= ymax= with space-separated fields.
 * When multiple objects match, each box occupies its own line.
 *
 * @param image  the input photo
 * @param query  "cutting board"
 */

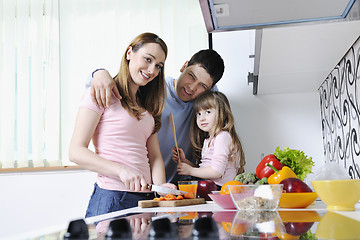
xmin=138 ymin=198 xmax=205 ymax=208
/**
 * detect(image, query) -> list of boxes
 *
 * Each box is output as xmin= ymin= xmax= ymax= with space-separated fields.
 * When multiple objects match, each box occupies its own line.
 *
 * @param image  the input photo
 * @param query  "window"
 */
xmin=0 ymin=0 xmax=208 ymax=170
xmin=0 ymin=0 xmax=60 ymax=168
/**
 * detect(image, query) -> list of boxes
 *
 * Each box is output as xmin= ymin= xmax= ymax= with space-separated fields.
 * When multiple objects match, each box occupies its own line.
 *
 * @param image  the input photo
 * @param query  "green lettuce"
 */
xmin=274 ymin=147 xmax=314 ymax=181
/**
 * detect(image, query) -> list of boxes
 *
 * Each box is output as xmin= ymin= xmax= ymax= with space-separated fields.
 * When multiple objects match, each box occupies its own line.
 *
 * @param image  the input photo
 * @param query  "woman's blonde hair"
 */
xmin=114 ymin=32 xmax=167 ymax=133
xmin=190 ymin=91 xmax=245 ymax=174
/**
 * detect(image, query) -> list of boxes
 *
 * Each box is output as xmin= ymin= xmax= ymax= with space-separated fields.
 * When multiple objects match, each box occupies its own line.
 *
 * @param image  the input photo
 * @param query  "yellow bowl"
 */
xmin=278 ymin=211 xmax=322 ymax=222
xmin=316 ymin=211 xmax=360 ymax=239
xmin=278 ymin=192 xmax=318 ymax=208
xmin=312 ymin=179 xmax=360 ymax=211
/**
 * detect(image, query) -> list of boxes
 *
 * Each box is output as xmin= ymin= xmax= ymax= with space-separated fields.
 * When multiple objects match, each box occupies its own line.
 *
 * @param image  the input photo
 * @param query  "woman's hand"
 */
xmin=90 ymin=69 xmax=122 ymax=108
xmin=177 ymin=162 xmax=193 ymax=176
xmin=118 ymin=166 xmax=148 ymax=192
xmin=159 ymin=182 xmax=177 ymax=190
xmin=156 ymin=183 xmax=177 ymax=196
xmin=127 ymin=213 xmax=152 ymax=239
xmin=171 ymin=147 xmax=186 ymax=163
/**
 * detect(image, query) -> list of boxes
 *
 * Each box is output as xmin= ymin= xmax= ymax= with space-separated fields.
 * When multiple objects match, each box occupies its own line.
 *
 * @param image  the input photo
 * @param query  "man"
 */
xmin=90 ymin=49 xmax=224 ymax=184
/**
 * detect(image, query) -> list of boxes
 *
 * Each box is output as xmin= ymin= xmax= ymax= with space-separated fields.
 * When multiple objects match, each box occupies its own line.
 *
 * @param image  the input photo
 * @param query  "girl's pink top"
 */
xmin=199 ymin=131 xmax=238 ymax=186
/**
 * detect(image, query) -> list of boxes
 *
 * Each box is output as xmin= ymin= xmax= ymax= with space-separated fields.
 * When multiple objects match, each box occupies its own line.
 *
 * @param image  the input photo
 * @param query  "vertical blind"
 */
xmin=0 ymin=0 xmax=60 ymax=168
xmin=0 ymin=0 xmax=208 ymax=169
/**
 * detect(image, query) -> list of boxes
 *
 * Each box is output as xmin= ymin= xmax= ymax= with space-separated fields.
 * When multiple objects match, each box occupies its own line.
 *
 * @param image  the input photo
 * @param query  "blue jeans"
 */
xmin=85 ymin=183 xmax=154 ymax=218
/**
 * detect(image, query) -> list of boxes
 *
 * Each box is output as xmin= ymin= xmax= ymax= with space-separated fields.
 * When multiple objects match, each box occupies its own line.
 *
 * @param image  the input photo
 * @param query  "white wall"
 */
xmin=212 ymin=30 xmax=325 ymax=176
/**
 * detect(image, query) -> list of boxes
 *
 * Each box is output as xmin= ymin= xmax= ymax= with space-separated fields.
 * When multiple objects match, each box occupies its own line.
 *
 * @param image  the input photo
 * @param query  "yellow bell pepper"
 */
xmin=266 ymin=163 xmax=297 ymax=184
xmin=278 ymin=233 xmax=300 ymax=240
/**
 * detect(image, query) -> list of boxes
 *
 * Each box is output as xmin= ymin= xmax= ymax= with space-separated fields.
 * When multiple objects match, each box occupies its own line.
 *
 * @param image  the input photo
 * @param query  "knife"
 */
xmin=147 ymin=184 xmax=188 ymax=195
xmin=151 ymin=212 xmax=187 ymax=221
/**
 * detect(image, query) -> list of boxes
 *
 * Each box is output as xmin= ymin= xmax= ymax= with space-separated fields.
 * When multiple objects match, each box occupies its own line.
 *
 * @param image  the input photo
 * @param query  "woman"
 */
xmin=69 ymin=32 xmax=176 ymax=218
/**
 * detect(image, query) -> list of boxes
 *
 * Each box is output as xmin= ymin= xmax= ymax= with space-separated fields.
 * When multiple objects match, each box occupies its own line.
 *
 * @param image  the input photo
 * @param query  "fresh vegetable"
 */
xmin=299 ymin=230 xmax=317 ymax=239
xmin=267 ymin=163 xmax=297 ymax=185
xmin=197 ymin=180 xmax=217 ymax=201
xmin=235 ymin=172 xmax=258 ymax=184
xmin=259 ymin=233 xmax=279 ymax=239
xmin=221 ymin=221 xmax=250 ymax=235
xmin=280 ymin=178 xmax=312 ymax=193
xmin=256 ymin=154 xmax=284 ymax=179
xmin=274 ymin=147 xmax=314 ymax=181
xmin=234 ymin=173 xmax=268 ymax=185
xmin=278 ymin=233 xmax=300 ymax=239
xmin=284 ymin=222 xmax=314 ymax=236
xmin=153 ymin=194 xmax=183 ymax=201
xmin=220 ymin=180 xmax=242 ymax=195
xmin=255 ymin=177 xmax=268 ymax=185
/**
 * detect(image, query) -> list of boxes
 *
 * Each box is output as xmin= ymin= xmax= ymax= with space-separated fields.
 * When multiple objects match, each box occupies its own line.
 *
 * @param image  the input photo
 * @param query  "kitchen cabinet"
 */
xmin=251 ymin=20 xmax=360 ymax=95
xmin=199 ymin=0 xmax=360 ymax=95
xmin=199 ymin=0 xmax=360 ymax=32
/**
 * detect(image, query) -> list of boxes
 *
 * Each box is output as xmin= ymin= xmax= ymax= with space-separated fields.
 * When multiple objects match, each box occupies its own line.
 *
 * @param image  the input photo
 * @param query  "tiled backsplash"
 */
xmin=319 ymin=36 xmax=360 ymax=179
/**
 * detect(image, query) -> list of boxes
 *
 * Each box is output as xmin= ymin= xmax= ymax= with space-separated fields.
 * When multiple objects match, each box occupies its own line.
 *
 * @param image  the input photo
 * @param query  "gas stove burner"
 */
xmin=105 ymin=218 xmax=132 ymax=239
xmin=64 ymin=219 xmax=89 ymax=239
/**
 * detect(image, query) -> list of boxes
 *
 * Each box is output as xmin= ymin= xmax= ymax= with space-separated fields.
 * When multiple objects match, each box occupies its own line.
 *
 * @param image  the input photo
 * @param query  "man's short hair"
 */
xmin=187 ymin=49 xmax=225 ymax=86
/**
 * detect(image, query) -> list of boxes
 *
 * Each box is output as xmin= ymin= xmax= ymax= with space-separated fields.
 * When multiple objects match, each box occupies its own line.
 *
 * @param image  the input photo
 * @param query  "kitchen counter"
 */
xmin=10 ymin=200 xmax=360 ymax=240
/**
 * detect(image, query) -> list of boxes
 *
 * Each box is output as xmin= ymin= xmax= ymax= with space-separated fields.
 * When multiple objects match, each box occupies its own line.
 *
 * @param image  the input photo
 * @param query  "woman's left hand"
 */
xmin=159 ymin=182 xmax=177 ymax=190
xmin=156 ymin=183 xmax=177 ymax=196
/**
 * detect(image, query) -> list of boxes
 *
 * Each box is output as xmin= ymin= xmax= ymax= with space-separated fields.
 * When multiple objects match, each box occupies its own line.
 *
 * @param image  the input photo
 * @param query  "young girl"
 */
xmin=69 ymin=32 xmax=176 ymax=218
xmin=172 ymin=91 xmax=245 ymax=189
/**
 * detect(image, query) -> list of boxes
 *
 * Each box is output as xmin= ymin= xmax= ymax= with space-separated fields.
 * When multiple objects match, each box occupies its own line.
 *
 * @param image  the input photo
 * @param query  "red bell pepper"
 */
xmin=256 ymin=154 xmax=284 ymax=179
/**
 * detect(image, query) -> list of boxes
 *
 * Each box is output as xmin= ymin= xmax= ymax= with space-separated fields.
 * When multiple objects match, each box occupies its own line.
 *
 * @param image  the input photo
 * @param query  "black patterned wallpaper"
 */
xmin=319 ymin=36 xmax=360 ymax=179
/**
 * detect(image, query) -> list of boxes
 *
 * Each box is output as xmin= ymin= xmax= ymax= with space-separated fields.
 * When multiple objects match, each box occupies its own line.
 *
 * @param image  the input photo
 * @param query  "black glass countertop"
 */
xmin=33 ymin=208 xmax=360 ymax=240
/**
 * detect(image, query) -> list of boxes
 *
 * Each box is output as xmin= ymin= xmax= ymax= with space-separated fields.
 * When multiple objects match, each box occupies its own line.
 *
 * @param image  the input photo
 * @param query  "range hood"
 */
xmin=200 ymin=0 xmax=360 ymax=32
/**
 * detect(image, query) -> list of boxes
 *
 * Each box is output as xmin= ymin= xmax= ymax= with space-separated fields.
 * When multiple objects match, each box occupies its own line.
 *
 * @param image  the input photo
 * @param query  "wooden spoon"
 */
xmin=169 ymin=113 xmax=180 ymax=164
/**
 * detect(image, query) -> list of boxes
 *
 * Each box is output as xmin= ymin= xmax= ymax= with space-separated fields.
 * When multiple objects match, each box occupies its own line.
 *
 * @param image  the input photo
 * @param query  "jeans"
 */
xmin=85 ymin=183 xmax=154 ymax=218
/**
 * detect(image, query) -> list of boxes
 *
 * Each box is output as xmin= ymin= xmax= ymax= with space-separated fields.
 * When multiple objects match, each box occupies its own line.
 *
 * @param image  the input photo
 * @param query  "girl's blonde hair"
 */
xmin=190 ymin=91 xmax=245 ymax=174
xmin=114 ymin=32 xmax=167 ymax=133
